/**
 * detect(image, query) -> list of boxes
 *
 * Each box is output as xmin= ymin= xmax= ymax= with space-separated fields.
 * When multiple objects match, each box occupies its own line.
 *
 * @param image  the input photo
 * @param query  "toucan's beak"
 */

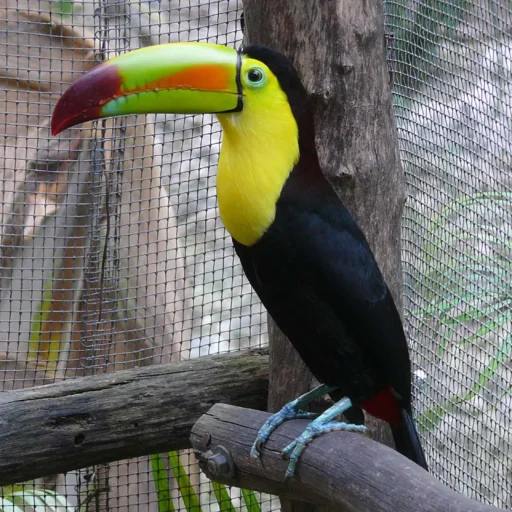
xmin=51 ymin=42 xmax=242 ymax=136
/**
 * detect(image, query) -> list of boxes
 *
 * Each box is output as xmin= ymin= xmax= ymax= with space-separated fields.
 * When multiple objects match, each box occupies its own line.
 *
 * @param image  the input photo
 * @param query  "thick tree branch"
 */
xmin=0 ymin=349 xmax=268 ymax=485
xmin=191 ymin=404 xmax=502 ymax=512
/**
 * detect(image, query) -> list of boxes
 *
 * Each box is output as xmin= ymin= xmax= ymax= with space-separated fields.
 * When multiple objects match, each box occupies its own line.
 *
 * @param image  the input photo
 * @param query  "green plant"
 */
xmin=52 ymin=0 xmax=74 ymax=17
xmin=407 ymin=192 xmax=512 ymax=434
xmin=0 ymin=485 xmax=74 ymax=512
xmin=150 ymin=452 xmax=262 ymax=512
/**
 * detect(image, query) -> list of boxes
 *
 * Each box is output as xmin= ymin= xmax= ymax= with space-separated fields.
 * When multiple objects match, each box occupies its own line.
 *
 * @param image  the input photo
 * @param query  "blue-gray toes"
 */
xmin=282 ymin=420 xmax=367 ymax=480
xmin=250 ymin=403 xmax=317 ymax=458
xmin=250 ymin=385 xmax=365 ymax=479
xmin=250 ymin=384 xmax=336 ymax=459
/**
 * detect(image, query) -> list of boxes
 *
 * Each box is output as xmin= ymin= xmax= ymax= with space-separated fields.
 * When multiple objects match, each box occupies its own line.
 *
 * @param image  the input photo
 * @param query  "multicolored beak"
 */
xmin=51 ymin=42 xmax=242 ymax=136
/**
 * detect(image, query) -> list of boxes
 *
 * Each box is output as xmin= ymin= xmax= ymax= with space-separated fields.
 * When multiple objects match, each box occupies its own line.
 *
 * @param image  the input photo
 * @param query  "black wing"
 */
xmin=235 ymin=195 xmax=412 ymax=409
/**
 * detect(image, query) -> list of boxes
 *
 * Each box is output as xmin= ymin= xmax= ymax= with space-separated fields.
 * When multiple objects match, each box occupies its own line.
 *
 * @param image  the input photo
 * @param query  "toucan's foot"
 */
xmin=282 ymin=419 xmax=367 ymax=479
xmin=280 ymin=396 xmax=367 ymax=480
xmin=250 ymin=404 xmax=316 ymax=458
xmin=250 ymin=384 xmax=337 ymax=459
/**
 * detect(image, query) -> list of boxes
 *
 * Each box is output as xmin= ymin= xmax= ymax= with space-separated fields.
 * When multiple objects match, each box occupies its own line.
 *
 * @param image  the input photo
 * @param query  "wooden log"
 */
xmin=0 ymin=348 xmax=268 ymax=485
xmin=191 ymin=404 xmax=502 ymax=512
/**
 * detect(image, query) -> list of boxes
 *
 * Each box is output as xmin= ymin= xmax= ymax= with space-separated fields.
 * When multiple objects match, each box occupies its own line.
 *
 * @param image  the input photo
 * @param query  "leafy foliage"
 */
xmin=0 ymin=486 xmax=74 ymax=512
xmin=150 ymin=452 xmax=262 ymax=512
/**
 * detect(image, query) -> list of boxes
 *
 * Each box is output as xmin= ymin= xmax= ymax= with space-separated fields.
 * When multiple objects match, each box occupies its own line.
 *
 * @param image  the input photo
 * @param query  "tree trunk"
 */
xmin=243 ymin=4 xmax=406 ymax=511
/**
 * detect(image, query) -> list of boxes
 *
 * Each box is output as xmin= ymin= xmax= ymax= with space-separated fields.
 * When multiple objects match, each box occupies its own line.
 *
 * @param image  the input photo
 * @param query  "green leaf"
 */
xmin=9 ymin=492 xmax=46 ymax=512
xmin=0 ymin=486 xmax=74 ymax=512
xmin=241 ymin=489 xmax=261 ymax=512
xmin=418 ymin=335 xmax=512 ymax=433
xmin=464 ymin=336 xmax=512 ymax=401
xmin=150 ymin=454 xmax=175 ymax=512
xmin=417 ymin=403 xmax=447 ymax=433
xmin=167 ymin=451 xmax=201 ymax=512
xmin=52 ymin=0 xmax=74 ymax=17
xmin=211 ymin=482 xmax=236 ymax=512
xmin=0 ymin=497 xmax=24 ymax=512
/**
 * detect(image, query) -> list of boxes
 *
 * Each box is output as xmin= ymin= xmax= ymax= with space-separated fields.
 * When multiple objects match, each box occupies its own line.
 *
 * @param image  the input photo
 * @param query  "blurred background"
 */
xmin=0 ymin=0 xmax=510 ymax=510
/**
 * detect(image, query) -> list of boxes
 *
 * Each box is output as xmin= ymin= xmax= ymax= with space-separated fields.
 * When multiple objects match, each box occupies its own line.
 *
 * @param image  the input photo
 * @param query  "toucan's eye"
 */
xmin=245 ymin=67 xmax=267 ymax=87
xmin=247 ymin=68 xmax=263 ymax=82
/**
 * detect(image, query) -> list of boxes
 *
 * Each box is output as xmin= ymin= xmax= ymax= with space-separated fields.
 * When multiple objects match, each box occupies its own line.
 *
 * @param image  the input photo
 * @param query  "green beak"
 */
xmin=51 ymin=42 xmax=242 ymax=135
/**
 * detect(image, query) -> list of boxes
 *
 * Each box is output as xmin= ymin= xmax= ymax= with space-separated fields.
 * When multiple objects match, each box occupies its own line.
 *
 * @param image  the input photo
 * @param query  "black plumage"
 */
xmin=235 ymin=45 xmax=427 ymax=470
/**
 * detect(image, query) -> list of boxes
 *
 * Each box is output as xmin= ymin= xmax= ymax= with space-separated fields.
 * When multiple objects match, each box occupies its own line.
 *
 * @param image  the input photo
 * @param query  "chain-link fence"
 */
xmin=0 ymin=0 xmax=510 ymax=510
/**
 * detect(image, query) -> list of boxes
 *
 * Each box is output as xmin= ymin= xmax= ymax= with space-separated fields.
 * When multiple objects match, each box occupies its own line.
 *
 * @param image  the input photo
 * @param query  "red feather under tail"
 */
xmin=360 ymin=386 xmax=401 ymax=425
xmin=360 ymin=386 xmax=428 ymax=470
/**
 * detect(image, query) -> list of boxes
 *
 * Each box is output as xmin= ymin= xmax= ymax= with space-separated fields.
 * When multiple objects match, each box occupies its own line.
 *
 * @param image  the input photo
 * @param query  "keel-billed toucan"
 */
xmin=51 ymin=42 xmax=428 ymax=477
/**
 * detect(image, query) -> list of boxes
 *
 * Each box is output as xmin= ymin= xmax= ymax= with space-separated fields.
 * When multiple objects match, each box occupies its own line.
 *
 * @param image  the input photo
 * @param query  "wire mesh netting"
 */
xmin=0 ymin=0 xmax=273 ymax=509
xmin=385 ymin=1 xmax=512 ymax=508
xmin=0 ymin=0 xmax=511 ymax=510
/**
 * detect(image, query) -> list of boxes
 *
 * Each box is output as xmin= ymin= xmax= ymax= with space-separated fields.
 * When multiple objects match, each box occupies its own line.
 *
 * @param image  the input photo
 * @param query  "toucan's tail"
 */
xmin=391 ymin=407 xmax=428 ymax=471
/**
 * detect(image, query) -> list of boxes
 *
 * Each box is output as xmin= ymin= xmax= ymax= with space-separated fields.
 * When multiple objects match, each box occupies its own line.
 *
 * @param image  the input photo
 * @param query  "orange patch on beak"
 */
xmin=133 ymin=64 xmax=231 ymax=94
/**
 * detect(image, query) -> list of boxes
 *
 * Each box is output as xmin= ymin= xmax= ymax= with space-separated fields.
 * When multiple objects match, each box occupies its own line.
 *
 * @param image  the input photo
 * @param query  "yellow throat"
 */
xmin=216 ymin=74 xmax=300 ymax=247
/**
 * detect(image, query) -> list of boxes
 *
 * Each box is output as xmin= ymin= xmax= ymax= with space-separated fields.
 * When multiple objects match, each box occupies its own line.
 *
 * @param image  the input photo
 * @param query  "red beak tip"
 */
xmin=50 ymin=117 xmax=65 ymax=136
xmin=49 ymin=63 xmax=121 ymax=136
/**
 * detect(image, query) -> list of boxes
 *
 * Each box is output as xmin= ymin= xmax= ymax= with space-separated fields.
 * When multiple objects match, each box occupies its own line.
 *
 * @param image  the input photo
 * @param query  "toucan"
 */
xmin=51 ymin=42 xmax=428 ymax=478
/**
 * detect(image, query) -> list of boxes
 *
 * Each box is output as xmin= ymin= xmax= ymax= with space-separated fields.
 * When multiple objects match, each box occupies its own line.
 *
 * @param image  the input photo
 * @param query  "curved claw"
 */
xmin=250 ymin=384 xmax=338 ymax=460
xmin=250 ymin=439 xmax=265 ymax=459
xmin=250 ymin=405 xmax=317 ymax=458
xmin=283 ymin=421 xmax=367 ymax=480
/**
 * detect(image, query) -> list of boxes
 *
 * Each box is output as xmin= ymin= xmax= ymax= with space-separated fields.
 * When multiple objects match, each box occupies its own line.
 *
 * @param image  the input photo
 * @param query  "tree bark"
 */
xmin=191 ymin=404 xmax=501 ymax=512
xmin=0 ymin=348 xmax=268 ymax=486
xmin=243 ymin=0 xmax=405 ymax=475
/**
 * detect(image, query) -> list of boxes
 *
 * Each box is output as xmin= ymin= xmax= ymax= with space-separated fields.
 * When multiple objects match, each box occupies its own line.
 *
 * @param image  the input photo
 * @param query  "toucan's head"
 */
xmin=51 ymin=42 xmax=308 ymax=137
xmin=51 ymin=43 xmax=313 ymax=247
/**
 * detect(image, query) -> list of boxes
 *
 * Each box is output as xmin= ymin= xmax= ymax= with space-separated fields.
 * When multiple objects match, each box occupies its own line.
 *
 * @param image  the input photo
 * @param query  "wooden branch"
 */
xmin=0 ymin=349 xmax=268 ymax=485
xmin=191 ymin=404 xmax=502 ymax=512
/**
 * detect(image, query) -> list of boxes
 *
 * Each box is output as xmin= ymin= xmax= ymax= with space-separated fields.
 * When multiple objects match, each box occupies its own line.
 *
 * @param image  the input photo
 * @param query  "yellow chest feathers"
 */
xmin=216 ymin=93 xmax=300 ymax=246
